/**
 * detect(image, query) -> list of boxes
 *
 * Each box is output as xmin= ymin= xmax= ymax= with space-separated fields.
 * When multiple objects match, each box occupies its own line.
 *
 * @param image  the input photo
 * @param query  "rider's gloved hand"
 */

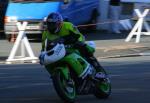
xmin=58 ymin=38 xmax=65 ymax=44
xmin=39 ymin=51 xmax=46 ymax=65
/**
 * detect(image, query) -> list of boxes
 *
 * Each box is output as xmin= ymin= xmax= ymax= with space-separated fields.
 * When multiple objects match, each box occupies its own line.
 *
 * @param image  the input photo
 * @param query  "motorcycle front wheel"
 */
xmin=52 ymin=69 xmax=76 ymax=103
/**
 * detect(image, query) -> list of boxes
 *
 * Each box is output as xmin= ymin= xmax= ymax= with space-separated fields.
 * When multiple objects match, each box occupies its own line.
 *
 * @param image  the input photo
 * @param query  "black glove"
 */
xmin=45 ymin=38 xmax=65 ymax=51
xmin=39 ymin=52 xmax=46 ymax=65
xmin=62 ymin=32 xmax=80 ymax=44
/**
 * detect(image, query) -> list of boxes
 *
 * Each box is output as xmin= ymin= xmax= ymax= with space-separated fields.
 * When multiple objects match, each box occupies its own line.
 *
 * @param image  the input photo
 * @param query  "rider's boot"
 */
xmin=87 ymin=56 xmax=106 ymax=80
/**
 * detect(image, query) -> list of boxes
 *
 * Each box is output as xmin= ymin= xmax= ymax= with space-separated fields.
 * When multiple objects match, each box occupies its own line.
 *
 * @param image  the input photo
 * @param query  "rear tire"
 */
xmin=52 ymin=69 xmax=76 ymax=103
xmin=94 ymin=77 xmax=111 ymax=99
xmin=94 ymin=67 xmax=111 ymax=99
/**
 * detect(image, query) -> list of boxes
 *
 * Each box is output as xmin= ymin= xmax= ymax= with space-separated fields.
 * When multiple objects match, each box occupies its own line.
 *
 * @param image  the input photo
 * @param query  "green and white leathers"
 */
xmin=42 ymin=21 xmax=91 ymax=77
xmin=41 ymin=22 xmax=111 ymax=102
xmin=42 ymin=22 xmax=84 ymax=50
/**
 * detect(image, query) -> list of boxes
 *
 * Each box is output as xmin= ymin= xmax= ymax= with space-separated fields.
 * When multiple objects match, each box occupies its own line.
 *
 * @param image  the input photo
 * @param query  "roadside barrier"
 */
xmin=125 ymin=9 xmax=150 ymax=43
xmin=6 ymin=22 xmax=38 ymax=64
xmin=0 ymin=9 xmax=149 ymax=63
xmin=1 ymin=18 xmax=132 ymax=64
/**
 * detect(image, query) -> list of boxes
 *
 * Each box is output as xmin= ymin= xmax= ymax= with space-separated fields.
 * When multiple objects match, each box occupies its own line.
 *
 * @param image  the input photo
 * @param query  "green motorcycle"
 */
xmin=39 ymin=40 xmax=111 ymax=103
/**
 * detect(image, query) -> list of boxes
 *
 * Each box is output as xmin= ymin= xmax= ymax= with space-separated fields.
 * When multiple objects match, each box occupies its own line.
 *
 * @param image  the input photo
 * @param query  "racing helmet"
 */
xmin=46 ymin=12 xmax=63 ymax=33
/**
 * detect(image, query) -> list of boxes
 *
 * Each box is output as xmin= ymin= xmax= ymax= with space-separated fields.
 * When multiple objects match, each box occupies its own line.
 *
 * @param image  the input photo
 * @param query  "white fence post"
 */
xmin=125 ymin=9 xmax=150 ymax=43
xmin=6 ymin=22 xmax=38 ymax=64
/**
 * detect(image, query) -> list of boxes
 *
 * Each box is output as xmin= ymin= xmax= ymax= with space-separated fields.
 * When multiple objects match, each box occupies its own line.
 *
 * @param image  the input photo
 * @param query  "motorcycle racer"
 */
xmin=41 ymin=12 xmax=106 ymax=80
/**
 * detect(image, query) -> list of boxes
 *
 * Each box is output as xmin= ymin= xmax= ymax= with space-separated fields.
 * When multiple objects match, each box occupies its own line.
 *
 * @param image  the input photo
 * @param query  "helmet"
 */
xmin=46 ymin=12 xmax=63 ymax=33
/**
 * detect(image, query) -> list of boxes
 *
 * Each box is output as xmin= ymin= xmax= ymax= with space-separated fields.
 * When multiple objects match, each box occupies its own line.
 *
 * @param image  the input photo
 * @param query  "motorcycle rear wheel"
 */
xmin=94 ymin=75 xmax=111 ymax=99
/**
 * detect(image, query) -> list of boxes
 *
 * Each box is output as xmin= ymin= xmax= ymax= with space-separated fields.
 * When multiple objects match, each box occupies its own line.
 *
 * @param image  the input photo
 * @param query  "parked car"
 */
xmin=4 ymin=0 xmax=99 ymax=40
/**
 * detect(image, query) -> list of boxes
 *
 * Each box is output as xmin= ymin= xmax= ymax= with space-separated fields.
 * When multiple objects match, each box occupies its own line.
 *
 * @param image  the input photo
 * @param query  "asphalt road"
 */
xmin=0 ymin=56 xmax=150 ymax=103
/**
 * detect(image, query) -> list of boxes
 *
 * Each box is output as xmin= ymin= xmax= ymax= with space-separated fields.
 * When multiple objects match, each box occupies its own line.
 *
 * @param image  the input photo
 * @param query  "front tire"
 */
xmin=52 ymin=69 xmax=76 ymax=103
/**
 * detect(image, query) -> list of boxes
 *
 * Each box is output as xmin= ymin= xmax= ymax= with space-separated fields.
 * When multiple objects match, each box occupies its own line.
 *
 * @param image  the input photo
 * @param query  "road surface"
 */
xmin=0 ymin=56 xmax=150 ymax=103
